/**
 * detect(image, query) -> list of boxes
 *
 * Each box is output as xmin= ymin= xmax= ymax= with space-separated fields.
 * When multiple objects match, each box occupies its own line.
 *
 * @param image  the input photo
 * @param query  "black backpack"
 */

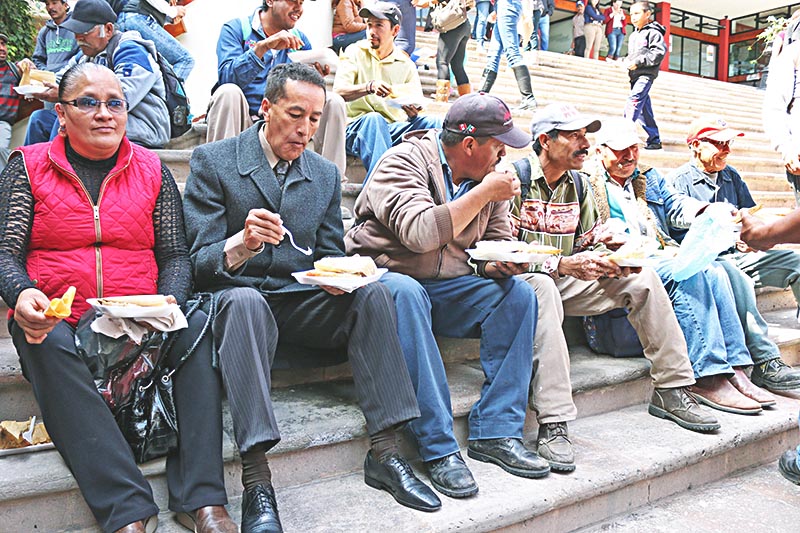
xmin=106 ymin=33 xmax=191 ymax=139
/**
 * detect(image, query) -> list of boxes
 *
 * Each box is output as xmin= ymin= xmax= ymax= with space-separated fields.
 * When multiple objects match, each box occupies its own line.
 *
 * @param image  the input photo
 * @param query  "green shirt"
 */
xmin=511 ymin=154 xmax=605 ymax=271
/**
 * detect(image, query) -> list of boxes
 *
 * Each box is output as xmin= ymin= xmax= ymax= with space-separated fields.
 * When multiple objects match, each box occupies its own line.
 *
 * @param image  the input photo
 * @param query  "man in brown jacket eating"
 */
xmin=346 ymin=93 xmax=553 ymax=501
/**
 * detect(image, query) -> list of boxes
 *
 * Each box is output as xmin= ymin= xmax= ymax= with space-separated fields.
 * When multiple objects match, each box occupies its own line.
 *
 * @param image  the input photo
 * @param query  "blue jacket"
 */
xmin=667 ymin=161 xmax=755 ymax=242
xmin=584 ymin=2 xmax=604 ymax=24
xmin=32 ymin=14 xmax=80 ymax=72
xmin=214 ymin=10 xmax=312 ymax=116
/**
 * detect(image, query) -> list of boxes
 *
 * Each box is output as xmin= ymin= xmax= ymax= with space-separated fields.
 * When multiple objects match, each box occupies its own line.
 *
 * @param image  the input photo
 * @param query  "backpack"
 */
xmin=106 ymin=33 xmax=191 ymax=139
xmin=430 ymin=0 xmax=469 ymax=33
xmin=105 ymin=0 xmax=129 ymax=14
xmin=511 ymin=157 xmax=644 ymax=358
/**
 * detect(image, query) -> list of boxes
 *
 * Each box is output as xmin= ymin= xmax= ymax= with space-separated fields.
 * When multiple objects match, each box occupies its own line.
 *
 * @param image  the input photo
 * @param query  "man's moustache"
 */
xmin=573 ymin=149 xmax=589 ymax=157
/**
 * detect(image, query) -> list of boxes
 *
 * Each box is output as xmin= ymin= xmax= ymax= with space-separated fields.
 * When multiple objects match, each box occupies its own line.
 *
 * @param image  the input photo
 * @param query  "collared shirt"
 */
xmin=224 ymin=123 xmax=297 ymax=270
xmin=604 ymin=169 xmax=656 ymax=240
xmin=436 ymin=135 xmax=475 ymax=201
xmin=333 ymin=40 xmax=423 ymax=123
xmin=511 ymin=154 xmax=603 ymax=271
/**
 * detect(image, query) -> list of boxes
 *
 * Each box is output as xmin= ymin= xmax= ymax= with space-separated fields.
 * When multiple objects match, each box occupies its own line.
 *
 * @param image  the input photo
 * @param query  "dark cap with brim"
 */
xmin=359 ymin=1 xmax=402 ymax=26
xmin=60 ymin=0 xmax=116 ymax=35
xmin=0 ymin=33 xmax=8 ymax=44
xmin=443 ymin=92 xmax=531 ymax=149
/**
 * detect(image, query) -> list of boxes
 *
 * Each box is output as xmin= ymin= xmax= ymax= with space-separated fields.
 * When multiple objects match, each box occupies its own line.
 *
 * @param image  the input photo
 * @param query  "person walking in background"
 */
xmin=432 ymin=0 xmax=473 ymax=102
xmin=604 ymin=0 xmax=627 ymax=61
xmin=480 ymin=0 xmax=537 ymax=110
xmin=583 ymin=0 xmax=604 ymax=59
xmin=115 ymin=0 xmax=195 ymax=81
xmin=386 ymin=0 xmax=416 ymax=55
xmin=622 ymin=1 xmax=665 ymax=150
xmin=332 ymin=0 xmax=367 ymax=53
xmin=471 ymin=0 xmax=493 ymax=52
xmin=572 ymin=1 xmax=586 ymax=57
xmin=525 ymin=0 xmax=553 ymax=52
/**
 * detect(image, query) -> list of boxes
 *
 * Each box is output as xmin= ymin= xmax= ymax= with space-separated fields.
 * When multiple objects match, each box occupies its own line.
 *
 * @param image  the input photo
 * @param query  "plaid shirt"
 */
xmin=0 ymin=61 xmax=21 ymax=123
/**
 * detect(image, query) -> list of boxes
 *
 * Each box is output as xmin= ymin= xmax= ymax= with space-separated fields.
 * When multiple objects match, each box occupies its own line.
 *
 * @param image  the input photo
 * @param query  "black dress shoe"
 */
xmin=644 ymin=142 xmax=662 ymax=150
xmin=426 ymin=452 xmax=478 ymax=498
xmin=364 ymin=451 xmax=442 ymax=512
xmin=778 ymin=449 xmax=800 ymax=485
xmin=467 ymin=438 xmax=550 ymax=478
xmin=241 ymin=484 xmax=283 ymax=533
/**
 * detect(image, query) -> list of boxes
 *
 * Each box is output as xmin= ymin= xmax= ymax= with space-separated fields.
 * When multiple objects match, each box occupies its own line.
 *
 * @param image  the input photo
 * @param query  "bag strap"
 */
xmin=512 ymin=157 xmax=532 ymax=198
xmin=103 ymin=32 xmax=124 ymax=70
xmin=569 ymin=169 xmax=584 ymax=204
xmin=161 ymin=293 xmax=216 ymax=378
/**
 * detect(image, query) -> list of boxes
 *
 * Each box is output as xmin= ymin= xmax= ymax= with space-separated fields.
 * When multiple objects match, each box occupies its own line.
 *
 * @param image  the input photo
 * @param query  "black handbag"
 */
xmin=75 ymin=294 xmax=212 ymax=463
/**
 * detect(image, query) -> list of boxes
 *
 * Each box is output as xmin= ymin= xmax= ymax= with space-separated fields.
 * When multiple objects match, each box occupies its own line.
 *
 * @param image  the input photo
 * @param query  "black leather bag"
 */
xmin=75 ymin=294 xmax=211 ymax=463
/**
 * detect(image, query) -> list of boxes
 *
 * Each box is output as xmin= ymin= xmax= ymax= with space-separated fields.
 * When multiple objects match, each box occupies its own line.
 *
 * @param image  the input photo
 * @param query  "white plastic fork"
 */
xmin=22 ymin=416 xmax=36 ymax=444
xmin=282 ymin=226 xmax=312 ymax=255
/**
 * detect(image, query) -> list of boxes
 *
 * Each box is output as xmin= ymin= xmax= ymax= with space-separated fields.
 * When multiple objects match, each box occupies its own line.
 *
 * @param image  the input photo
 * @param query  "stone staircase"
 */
xmin=2 ymin=32 xmax=800 ymax=533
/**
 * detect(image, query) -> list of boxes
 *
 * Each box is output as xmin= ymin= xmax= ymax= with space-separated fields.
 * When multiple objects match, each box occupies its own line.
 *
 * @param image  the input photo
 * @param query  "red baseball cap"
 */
xmin=686 ymin=116 xmax=744 ymax=144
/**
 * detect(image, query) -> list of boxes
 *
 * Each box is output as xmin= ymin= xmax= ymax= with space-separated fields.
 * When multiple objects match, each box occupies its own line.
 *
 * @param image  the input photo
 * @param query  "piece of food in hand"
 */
xmin=307 ymin=255 xmax=378 ymax=278
xmin=96 ymin=294 xmax=170 ymax=307
xmin=732 ymin=204 xmax=762 ymax=223
xmin=474 ymin=241 xmax=561 ymax=255
xmin=606 ymin=240 xmax=657 ymax=265
xmin=0 ymin=419 xmax=52 ymax=449
xmin=44 ymin=285 xmax=76 ymax=318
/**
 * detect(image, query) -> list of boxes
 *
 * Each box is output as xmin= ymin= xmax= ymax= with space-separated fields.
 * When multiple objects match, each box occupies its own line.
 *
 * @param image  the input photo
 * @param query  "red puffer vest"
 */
xmin=18 ymin=135 xmax=162 ymax=325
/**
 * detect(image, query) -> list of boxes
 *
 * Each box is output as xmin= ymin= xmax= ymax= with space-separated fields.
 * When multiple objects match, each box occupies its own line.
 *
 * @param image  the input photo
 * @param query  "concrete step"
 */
xmin=576 ymin=461 xmax=800 ymax=533
xmin=1 ymin=346 xmax=655 ymax=532
xmin=104 ymin=395 xmax=800 ymax=533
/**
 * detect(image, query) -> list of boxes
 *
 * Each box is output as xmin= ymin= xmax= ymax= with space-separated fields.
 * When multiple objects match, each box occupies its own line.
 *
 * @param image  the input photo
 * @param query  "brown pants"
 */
xmin=519 ymin=269 xmax=696 ymax=423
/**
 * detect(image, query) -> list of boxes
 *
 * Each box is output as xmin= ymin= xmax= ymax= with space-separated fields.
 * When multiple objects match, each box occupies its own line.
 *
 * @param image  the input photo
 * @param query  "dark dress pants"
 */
xmin=213 ymin=284 xmax=420 ymax=454
xmin=11 ymin=310 xmax=226 ymax=533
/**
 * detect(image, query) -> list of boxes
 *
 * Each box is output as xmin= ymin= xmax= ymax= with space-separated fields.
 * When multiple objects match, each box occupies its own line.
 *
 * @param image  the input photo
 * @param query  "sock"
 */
xmin=369 ymin=427 xmax=399 ymax=462
xmin=241 ymin=444 xmax=272 ymax=490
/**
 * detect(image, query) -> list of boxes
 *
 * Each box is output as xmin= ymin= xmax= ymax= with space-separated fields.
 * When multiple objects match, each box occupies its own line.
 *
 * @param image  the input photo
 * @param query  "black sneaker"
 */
xmin=644 ymin=142 xmax=662 ymax=150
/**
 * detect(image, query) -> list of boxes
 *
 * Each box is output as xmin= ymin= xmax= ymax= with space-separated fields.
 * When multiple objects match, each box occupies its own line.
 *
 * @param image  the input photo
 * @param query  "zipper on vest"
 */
xmin=94 ymin=206 xmax=103 ymax=296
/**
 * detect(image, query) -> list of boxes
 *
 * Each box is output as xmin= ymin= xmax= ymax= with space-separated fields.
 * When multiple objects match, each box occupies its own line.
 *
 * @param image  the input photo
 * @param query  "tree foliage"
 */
xmin=0 ymin=0 xmax=38 ymax=61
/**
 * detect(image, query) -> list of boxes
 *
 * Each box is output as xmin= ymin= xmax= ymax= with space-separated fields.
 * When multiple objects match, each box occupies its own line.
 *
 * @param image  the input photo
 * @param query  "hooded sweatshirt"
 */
xmin=32 ymin=13 xmax=80 ymax=72
xmin=626 ymin=20 xmax=666 ymax=81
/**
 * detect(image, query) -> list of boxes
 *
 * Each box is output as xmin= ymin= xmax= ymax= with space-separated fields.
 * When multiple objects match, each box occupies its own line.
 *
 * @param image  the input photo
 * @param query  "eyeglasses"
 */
xmin=59 ymin=97 xmax=128 ymax=115
xmin=702 ymin=138 xmax=733 ymax=150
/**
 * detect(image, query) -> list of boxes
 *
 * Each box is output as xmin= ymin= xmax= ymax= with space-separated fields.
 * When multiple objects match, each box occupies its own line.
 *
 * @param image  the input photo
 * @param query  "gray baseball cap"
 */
xmin=530 ymin=103 xmax=601 ymax=140
xmin=443 ymin=92 xmax=531 ymax=149
xmin=359 ymin=2 xmax=402 ymax=26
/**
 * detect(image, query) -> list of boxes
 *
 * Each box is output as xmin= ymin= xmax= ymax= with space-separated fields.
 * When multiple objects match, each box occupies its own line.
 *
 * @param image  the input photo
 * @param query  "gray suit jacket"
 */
xmin=183 ymin=122 xmax=345 ymax=294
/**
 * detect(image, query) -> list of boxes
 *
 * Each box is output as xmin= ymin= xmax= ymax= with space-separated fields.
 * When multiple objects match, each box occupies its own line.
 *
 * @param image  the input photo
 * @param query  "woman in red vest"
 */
xmin=0 ymin=63 xmax=235 ymax=533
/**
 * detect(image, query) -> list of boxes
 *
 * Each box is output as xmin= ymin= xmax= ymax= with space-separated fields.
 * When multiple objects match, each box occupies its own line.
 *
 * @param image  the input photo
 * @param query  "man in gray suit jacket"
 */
xmin=183 ymin=63 xmax=439 ymax=533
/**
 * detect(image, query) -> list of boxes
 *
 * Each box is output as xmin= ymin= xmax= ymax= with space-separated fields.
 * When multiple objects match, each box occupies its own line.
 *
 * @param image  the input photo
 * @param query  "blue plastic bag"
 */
xmin=672 ymin=210 xmax=737 ymax=281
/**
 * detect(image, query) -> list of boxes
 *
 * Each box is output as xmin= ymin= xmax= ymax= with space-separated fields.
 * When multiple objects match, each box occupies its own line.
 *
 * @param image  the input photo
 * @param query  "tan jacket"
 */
xmin=345 ymin=130 xmax=513 ymax=279
xmin=332 ymin=0 xmax=367 ymax=35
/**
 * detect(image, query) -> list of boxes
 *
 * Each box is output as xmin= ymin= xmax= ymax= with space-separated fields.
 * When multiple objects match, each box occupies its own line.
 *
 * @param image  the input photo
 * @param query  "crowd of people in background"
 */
xmin=2 ymin=1 xmax=800 ymax=532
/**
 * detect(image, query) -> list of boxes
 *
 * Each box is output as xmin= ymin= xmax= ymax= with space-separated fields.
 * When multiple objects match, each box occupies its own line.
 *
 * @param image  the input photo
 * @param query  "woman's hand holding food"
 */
xmin=14 ymin=288 xmax=61 ymax=344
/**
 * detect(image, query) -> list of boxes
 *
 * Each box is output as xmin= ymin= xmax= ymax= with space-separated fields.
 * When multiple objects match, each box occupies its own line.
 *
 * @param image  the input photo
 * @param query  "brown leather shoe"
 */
xmin=688 ymin=374 xmax=762 ymax=415
xmin=115 ymin=515 xmax=157 ymax=533
xmin=176 ymin=506 xmax=237 ymax=533
xmin=730 ymin=368 xmax=777 ymax=408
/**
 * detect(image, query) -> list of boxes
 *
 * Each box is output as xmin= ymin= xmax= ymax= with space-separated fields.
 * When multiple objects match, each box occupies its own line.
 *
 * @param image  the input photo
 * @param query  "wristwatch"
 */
xmin=541 ymin=255 xmax=561 ymax=277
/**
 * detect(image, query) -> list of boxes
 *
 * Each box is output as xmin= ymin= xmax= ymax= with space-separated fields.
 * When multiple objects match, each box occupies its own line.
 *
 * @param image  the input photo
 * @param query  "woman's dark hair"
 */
xmin=264 ymin=63 xmax=326 ymax=103
xmin=58 ymin=63 xmax=117 ymax=100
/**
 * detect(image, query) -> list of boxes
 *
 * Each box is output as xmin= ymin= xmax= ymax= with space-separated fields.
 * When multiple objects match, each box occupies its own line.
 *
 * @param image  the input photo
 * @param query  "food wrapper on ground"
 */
xmin=44 ymin=286 xmax=76 ymax=318
xmin=0 ymin=418 xmax=51 ymax=449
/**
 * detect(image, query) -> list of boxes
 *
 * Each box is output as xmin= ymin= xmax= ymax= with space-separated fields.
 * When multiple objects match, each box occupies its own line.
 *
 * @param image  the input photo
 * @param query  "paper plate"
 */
xmin=292 ymin=268 xmax=387 ymax=293
xmin=0 ymin=442 xmax=55 ymax=457
xmin=86 ymin=298 xmax=177 ymax=319
xmin=14 ymin=85 xmax=48 ymax=97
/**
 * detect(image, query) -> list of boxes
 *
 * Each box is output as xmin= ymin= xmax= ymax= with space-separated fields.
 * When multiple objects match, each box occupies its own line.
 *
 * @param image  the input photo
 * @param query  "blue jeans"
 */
xmin=655 ymin=260 xmax=752 ymax=378
xmin=379 ymin=272 xmax=537 ymax=461
xmin=472 ymin=1 xmax=492 ymax=42
xmin=486 ymin=0 xmax=524 ymax=72
xmin=332 ymin=31 xmax=366 ymax=54
xmin=24 ymin=109 xmax=59 ymax=146
xmin=624 ymin=75 xmax=661 ymax=145
xmin=116 ymin=12 xmax=195 ymax=81
xmin=530 ymin=11 xmax=550 ymax=51
xmin=345 ymin=112 xmax=442 ymax=179
xmin=715 ymin=257 xmax=781 ymax=365
xmin=386 ymin=0 xmax=416 ymax=56
xmin=607 ymin=28 xmax=624 ymax=58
